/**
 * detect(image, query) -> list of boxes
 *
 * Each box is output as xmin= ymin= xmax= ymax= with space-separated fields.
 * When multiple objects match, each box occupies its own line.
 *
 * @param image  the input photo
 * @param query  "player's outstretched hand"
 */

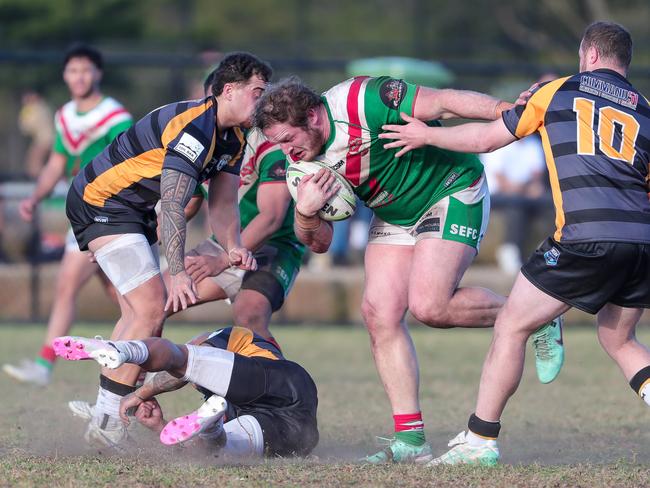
xmin=119 ymin=392 xmax=145 ymax=424
xmin=380 ymin=112 xmax=430 ymax=157
xmin=135 ymin=398 xmax=165 ymax=433
xmin=515 ymin=82 xmax=539 ymax=106
xmin=296 ymin=168 xmax=340 ymax=217
xmin=165 ymin=270 xmax=199 ymax=313
xmin=228 ymin=247 xmax=257 ymax=271
xmin=185 ymin=253 xmax=230 ymax=283
xmin=18 ymin=198 xmax=37 ymax=222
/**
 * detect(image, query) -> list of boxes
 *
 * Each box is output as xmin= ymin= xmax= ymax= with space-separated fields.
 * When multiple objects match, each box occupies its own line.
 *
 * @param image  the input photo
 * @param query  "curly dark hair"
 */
xmin=63 ymin=43 xmax=103 ymax=70
xmin=253 ymin=77 xmax=322 ymax=130
xmin=207 ymin=52 xmax=272 ymax=97
xmin=582 ymin=21 xmax=633 ymax=69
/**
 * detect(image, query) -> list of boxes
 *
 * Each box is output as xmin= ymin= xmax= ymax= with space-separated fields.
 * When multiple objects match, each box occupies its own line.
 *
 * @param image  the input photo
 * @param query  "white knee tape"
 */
xmin=182 ymin=344 xmax=235 ymax=396
xmin=94 ymin=233 xmax=160 ymax=295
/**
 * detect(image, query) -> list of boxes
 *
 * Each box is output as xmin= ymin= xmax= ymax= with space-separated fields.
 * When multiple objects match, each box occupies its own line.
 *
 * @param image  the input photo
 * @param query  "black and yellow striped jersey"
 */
xmin=202 ymin=326 xmax=283 ymax=360
xmin=502 ymin=69 xmax=650 ymax=243
xmin=71 ymin=96 xmax=245 ymax=211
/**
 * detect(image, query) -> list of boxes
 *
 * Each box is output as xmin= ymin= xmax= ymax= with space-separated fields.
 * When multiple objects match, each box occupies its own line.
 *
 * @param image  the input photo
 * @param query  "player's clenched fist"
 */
xmin=228 ymin=247 xmax=257 ymax=271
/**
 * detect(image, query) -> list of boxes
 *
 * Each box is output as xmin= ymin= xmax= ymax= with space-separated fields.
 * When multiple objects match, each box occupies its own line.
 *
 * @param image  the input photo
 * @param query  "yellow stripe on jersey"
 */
xmin=230 ymin=128 xmax=246 ymax=167
xmin=162 ymin=99 xmax=214 ymax=148
xmin=515 ymin=77 xmax=570 ymax=139
xmin=539 ymin=127 xmax=565 ymax=241
xmin=226 ymin=326 xmax=279 ymax=360
xmin=83 ymin=148 xmax=165 ymax=206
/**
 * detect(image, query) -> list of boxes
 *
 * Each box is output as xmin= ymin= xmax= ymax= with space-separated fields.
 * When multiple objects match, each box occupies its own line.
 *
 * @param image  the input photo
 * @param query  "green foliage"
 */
xmin=0 ymin=0 xmax=144 ymax=45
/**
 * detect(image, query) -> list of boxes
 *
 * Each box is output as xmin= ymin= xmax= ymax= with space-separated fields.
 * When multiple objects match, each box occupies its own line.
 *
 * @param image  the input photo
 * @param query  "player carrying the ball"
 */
xmin=254 ymin=76 xmax=564 ymax=463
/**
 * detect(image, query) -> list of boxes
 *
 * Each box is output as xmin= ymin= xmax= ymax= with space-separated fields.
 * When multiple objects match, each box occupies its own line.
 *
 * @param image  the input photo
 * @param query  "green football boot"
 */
xmin=363 ymin=437 xmax=432 ymax=464
xmin=532 ymin=315 xmax=565 ymax=384
xmin=427 ymin=431 xmax=499 ymax=467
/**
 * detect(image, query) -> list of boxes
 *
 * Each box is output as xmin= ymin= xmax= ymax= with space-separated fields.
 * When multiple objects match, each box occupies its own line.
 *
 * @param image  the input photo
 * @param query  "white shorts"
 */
xmin=189 ymin=239 xmax=245 ymax=301
xmin=368 ymin=174 xmax=490 ymax=252
xmin=183 ymin=344 xmax=235 ymax=396
xmin=94 ymin=233 xmax=160 ymax=295
xmin=65 ymin=228 xmax=81 ymax=253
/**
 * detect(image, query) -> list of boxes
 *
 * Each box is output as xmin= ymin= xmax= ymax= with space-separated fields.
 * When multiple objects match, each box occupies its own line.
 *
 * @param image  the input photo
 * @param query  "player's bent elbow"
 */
xmin=309 ymin=241 xmax=331 ymax=254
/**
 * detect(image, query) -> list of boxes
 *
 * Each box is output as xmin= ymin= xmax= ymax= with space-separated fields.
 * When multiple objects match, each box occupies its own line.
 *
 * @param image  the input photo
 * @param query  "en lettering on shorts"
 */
xmin=522 ymin=237 xmax=650 ymax=314
xmin=368 ymin=174 xmax=490 ymax=251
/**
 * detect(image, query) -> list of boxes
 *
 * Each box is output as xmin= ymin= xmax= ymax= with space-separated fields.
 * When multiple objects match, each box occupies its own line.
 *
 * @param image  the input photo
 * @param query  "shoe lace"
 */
xmin=447 ymin=431 xmax=468 ymax=448
xmin=533 ymin=328 xmax=551 ymax=360
xmin=374 ymin=436 xmax=395 ymax=447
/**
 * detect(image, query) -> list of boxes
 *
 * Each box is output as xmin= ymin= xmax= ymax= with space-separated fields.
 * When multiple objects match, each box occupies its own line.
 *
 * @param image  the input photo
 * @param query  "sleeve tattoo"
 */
xmin=137 ymin=371 xmax=188 ymax=399
xmin=160 ymin=168 xmax=198 ymax=275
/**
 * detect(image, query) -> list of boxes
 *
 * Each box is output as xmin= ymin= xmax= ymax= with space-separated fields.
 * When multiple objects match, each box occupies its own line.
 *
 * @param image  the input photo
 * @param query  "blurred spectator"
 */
xmin=0 ymin=198 xmax=9 ymax=263
xmin=481 ymin=134 xmax=553 ymax=275
xmin=19 ymin=90 xmax=54 ymax=180
xmin=480 ymin=73 xmax=558 ymax=275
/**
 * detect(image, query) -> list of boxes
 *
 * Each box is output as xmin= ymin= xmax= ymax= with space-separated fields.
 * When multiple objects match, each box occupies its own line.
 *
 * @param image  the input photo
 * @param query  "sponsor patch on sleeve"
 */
xmin=380 ymin=79 xmax=407 ymax=109
xmin=173 ymin=133 xmax=204 ymax=163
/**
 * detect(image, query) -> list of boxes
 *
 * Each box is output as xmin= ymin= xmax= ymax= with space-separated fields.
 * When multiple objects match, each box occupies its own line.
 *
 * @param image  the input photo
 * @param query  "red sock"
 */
xmin=394 ymin=412 xmax=426 ymax=445
xmin=394 ymin=412 xmax=424 ymax=432
xmin=39 ymin=345 xmax=57 ymax=364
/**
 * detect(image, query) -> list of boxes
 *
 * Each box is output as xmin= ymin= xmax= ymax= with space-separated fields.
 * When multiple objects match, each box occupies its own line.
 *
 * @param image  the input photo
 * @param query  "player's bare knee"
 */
xmin=409 ymin=302 xmax=450 ymax=328
xmin=132 ymin=303 xmax=166 ymax=334
xmin=596 ymin=327 xmax=628 ymax=355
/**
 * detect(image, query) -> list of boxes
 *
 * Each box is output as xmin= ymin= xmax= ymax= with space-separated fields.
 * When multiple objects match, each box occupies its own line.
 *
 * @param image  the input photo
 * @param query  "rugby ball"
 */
xmin=286 ymin=160 xmax=356 ymax=221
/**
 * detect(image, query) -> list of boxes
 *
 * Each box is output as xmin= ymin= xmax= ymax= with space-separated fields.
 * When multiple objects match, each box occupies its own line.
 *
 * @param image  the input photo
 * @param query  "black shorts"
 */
xmin=223 ymin=356 xmax=319 ymax=457
xmin=521 ymin=237 xmax=650 ymax=314
xmin=66 ymin=188 xmax=158 ymax=251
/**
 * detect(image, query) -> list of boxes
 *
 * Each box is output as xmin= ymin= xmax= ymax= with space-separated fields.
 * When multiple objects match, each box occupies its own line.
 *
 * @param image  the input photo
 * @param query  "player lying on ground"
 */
xmin=54 ymin=326 xmax=319 ymax=457
xmin=379 ymin=21 xmax=650 ymax=465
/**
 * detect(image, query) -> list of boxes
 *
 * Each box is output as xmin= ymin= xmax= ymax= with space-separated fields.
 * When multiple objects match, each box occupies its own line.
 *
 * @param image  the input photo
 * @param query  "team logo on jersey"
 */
xmin=174 ymin=133 xmax=204 ymax=162
xmin=349 ymin=137 xmax=369 ymax=157
xmin=267 ymin=160 xmax=287 ymax=181
xmin=380 ymin=79 xmax=407 ymax=109
xmin=544 ymin=247 xmax=561 ymax=266
xmin=216 ymin=154 xmax=232 ymax=171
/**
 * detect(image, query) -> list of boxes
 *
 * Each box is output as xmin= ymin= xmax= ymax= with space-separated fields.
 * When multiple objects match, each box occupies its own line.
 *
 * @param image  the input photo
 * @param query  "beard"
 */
xmin=303 ymin=126 xmax=325 ymax=160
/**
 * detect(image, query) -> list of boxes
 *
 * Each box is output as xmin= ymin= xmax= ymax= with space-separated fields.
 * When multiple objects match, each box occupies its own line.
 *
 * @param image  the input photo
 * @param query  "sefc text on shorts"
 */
xmin=66 ymin=188 xmax=158 ymax=251
xmin=224 ymin=356 xmax=319 ymax=457
xmin=521 ymin=237 xmax=650 ymax=314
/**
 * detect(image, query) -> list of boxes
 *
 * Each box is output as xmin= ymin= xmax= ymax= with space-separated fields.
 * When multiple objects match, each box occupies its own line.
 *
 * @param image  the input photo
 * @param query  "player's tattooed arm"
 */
xmin=137 ymin=371 xmax=188 ymax=399
xmin=160 ymin=168 xmax=198 ymax=275
xmin=119 ymin=372 xmax=188 ymax=422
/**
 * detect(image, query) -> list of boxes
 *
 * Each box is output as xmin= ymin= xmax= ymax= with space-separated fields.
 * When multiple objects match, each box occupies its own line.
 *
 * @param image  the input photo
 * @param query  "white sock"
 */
xmin=466 ymin=430 xmax=496 ymax=447
xmin=641 ymin=383 xmax=650 ymax=406
xmin=222 ymin=415 xmax=264 ymax=458
xmin=112 ymin=340 xmax=149 ymax=365
xmin=93 ymin=386 xmax=122 ymax=426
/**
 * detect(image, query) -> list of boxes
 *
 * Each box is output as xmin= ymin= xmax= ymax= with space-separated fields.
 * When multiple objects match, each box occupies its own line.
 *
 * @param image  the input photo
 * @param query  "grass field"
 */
xmin=1 ymin=322 xmax=649 ymax=487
